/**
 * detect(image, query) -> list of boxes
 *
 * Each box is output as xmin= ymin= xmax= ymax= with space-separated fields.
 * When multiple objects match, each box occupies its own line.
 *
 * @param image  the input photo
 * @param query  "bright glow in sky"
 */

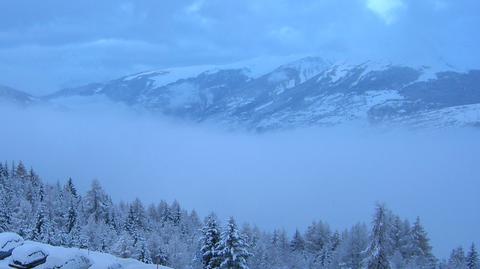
xmin=367 ymin=0 xmax=405 ymax=24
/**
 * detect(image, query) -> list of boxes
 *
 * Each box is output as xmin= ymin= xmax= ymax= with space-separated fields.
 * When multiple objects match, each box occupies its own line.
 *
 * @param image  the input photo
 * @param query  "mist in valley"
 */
xmin=1 ymin=104 xmax=478 ymax=258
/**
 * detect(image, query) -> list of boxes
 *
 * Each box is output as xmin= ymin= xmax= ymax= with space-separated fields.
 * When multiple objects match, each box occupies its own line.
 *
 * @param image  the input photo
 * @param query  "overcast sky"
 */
xmin=0 ymin=0 xmax=479 ymax=94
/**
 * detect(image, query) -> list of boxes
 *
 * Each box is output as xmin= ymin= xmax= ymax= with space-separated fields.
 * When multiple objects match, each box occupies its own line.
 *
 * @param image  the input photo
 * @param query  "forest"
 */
xmin=0 ymin=161 xmax=477 ymax=269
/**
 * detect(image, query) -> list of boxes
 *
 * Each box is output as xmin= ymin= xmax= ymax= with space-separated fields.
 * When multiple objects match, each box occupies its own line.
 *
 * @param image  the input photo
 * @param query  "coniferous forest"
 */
xmin=0 ymin=161 xmax=478 ymax=269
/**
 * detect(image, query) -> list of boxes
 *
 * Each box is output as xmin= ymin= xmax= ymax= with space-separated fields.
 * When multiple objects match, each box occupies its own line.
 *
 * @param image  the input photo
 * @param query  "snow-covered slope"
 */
xmin=7 ymin=56 xmax=480 ymax=130
xmin=0 ymin=239 xmax=169 ymax=269
xmin=0 ymin=85 xmax=37 ymax=106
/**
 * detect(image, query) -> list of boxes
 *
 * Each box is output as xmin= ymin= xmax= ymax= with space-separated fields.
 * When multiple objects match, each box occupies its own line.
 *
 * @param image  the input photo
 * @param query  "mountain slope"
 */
xmin=36 ymin=57 xmax=480 ymax=130
xmin=0 ymin=85 xmax=37 ymax=106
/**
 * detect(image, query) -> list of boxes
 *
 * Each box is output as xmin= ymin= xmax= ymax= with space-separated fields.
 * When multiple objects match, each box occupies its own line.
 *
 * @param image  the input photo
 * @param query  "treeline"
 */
xmin=0 ymin=161 xmax=478 ymax=269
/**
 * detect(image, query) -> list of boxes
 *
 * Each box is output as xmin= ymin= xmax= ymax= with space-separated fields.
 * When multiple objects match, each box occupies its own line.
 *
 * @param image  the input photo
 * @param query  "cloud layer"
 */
xmin=0 ymin=0 xmax=479 ymax=94
xmin=0 ymin=104 xmax=479 ymax=258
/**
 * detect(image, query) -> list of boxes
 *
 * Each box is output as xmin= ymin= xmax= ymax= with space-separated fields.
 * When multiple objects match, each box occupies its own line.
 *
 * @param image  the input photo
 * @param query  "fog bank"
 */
xmin=0 ymin=105 xmax=479 ymax=258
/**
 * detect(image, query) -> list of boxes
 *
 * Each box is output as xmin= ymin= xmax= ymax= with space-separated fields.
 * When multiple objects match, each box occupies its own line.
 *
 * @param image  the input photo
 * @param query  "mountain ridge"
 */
xmin=2 ymin=56 xmax=480 ymax=130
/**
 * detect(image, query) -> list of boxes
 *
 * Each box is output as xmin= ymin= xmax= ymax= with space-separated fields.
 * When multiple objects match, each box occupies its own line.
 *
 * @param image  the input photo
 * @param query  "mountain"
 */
xmin=15 ymin=57 xmax=480 ymax=130
xmin=0 ymin=85 xmax=37 ymax=106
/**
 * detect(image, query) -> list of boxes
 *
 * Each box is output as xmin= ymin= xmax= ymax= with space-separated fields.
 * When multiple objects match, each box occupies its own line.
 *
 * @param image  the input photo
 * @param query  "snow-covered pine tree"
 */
xmin=320 ymin=231 xmax=341 ymax=267
xmin=200 ymin=213 xmax=222 ymax=269
xmin=290 ymin=229 xmax=305 ymax=252
xmin=409 ymin=217 xmax=436 ymax=268
xmin=217 ymin=217 xmax=251 ymax=269
xmin=114 ymin=231 xmax=135 ymax=258
xmin=134 ymin=236 xmax=153 ymax=264
xmin=467 ymin=244 xmax=479 ymax=269
xmin=169 ymin=200 xmax=182 ymax=225
xmin=0 ymin=185 xmax=10 ymax=232
xmin=15 ymin=161 xmax=27 ymax=180
xmin=64 ymin=178 xmax=78 ymax=199
xmin=365 ymin=203 xmax=391 ymax=269
xmin=84 ymin=179 xmax=110 ymax=223
xmin=148 ymin=233 xmax=169 ymax=266
xmin=339 ymin=223 xmax=369 ymax=269
xmin=30 ymin=186 xmax=54 ymax=244
xmin=125 ymin=198 xmax=148 ymax=244
xmin=448 ymin=246 xmax=467 ymax=269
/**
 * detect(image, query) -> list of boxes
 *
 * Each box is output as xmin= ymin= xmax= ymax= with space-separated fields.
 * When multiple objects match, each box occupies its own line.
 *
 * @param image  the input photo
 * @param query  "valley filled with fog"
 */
xmin=1 ymin=104 xmax=478 ymax=258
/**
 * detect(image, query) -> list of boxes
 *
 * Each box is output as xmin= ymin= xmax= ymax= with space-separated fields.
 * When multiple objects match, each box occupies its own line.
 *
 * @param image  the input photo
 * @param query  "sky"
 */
xmin=0 ymin=104 xmax=479 ymax=258
xmin=0 ymin=0 xmax=479 ymax=95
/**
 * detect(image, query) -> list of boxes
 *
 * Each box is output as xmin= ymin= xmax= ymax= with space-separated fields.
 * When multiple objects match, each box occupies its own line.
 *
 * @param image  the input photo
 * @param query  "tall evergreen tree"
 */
xmin=125 ymin=198 xmax=147 ymax=244
xmin=365 ymin=204 xmax=391 ymax=269
xmin=31 ymin=186 xmax=53 ymax=244
xmin=410 ymin=217 xmax=436 ymax=268
xmin=200 ymin=214 xmax=222 ymax=269
xmin=448 ymin=246 xmax=467 ymax=269
xmin=217 ymin=217 xmax=251 ymax=269
xmin=0 ymin=187 xmax=10 ymax=232
xmin=467 ymin=244 xmax=479 ymax=269
xmin=290 ymin=229 xmax=305 ymax=252
xmin=84 ymin=179 xmax=110 ymax=223
xmin=340 ymin=223 xmax=368 ymax=269
xmin=64 ymin=178 xmax=78 ymax=199
xmin=15 ymin=161 xmax=27 ymax=179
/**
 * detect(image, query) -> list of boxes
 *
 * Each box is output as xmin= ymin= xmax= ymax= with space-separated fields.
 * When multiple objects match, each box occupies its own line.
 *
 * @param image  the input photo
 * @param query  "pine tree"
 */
xmin=200 ymin=214 xmax=222 ymax=269
xmin=64 ymin=178 xmax=78 ymax=199
xmin=305 ymin=221 xmax=331 ymax=255
xmin=0 ymin=185 xmax=11 ymax=232
xmin=217 ymin=217 xmax=251 ymax=269
xmin=290 ymin=229 xmax=305 ymax=252
xmin=125 ymin=198 xmax=147 ymax=244
xmin=340 ymin=223 xmax=368 ymax=269
xmin=365 ymin=204 xmax=391 ymax=269
xmin=84 ymin=179 xmax=110 ymax=223
xmin=320 ymin=231 xmax=340 ymax=267
xmin=134 ymin=236 xmax=152 ymax=264
xmin=114 ymin=231 xmax=135 ymax=258
xmin=467 ymin=244 xmax=479 ymax=269
xmin=448 ymin=246 xmax=467 ymax=269
xmin=15 ymin=161 xmax=27 ymax=179
xmin=169 ymin=200 xmax=182 ymax=225
xmin=410 ymin=217 xmax=436 ymax=268
xmin=31 ymin=186 xmax=53 ymax=244
xmin=411 ymin=217 xmax=432 ymax=256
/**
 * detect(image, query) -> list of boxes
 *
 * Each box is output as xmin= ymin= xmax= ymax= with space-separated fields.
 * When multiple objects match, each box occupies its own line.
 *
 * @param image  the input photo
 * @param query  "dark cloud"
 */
xmin=0 ymin=0 xmax=479 ymax=94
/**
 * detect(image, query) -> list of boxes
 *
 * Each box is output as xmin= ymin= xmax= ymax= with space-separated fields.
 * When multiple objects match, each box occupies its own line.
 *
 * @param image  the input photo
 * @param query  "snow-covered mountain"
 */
xmin=0 ymin=85 xmax=37 ymax=107
xmin=7 ymin=57 xmax=480 ymax=130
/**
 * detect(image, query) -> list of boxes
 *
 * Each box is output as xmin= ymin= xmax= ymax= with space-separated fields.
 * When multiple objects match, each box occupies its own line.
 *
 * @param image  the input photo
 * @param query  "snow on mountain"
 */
xmin=0 ymin=238 xmax=170 ymax=269
xmin=0 ymin=85 xmax=37 ymax=106
xmin=4 ymin=56 xmax=478 ymax=131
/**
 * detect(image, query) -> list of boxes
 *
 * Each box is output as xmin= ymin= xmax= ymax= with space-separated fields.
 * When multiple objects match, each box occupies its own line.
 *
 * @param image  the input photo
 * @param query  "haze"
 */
xmin=0 ymin=105 xmax=478 ymax=258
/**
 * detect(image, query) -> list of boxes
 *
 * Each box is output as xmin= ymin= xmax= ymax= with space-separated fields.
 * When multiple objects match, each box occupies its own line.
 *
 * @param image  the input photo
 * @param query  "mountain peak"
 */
xmin=23 ymin=57 xmax=480 ymax=130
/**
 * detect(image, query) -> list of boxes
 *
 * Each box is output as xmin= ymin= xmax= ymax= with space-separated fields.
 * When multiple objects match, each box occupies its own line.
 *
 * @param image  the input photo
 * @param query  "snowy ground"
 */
xmin=0 ymin=240 xmax=170 ymax=269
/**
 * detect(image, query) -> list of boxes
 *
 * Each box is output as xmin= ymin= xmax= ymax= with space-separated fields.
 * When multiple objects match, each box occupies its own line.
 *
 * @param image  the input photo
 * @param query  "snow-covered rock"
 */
xmin=10 ymin=244 xmax=49 ymax=268
xmin=42 ymin=250 xmax=91 ymax=269
xmin=0 ymin=233 xmax=170 ymax=269
xmin=0 ymin=232 xmax=24 ymax=259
